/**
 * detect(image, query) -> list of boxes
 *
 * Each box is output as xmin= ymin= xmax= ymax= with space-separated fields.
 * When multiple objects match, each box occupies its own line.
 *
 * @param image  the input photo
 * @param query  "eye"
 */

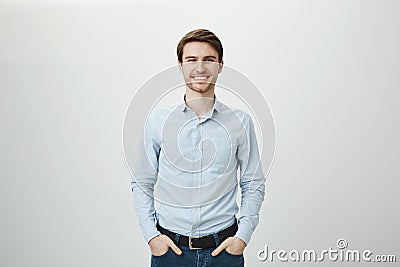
xmin=205 ymin=58 xmax=215 ymax=62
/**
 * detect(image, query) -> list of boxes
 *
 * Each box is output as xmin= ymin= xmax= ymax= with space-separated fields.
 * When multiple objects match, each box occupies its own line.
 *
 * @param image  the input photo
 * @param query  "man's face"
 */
xmin=179 ymin=42 xmax=224 ymax=94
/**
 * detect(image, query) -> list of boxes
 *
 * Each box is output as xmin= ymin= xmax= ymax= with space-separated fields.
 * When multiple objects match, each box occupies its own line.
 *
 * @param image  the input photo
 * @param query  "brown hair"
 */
xmin=177 ymin=29 xmax=223 ymax=63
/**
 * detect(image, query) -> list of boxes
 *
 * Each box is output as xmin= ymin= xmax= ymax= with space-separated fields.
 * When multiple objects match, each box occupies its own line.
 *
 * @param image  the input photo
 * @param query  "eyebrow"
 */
xmin=184 ymin=55 xmax=217 ymax=60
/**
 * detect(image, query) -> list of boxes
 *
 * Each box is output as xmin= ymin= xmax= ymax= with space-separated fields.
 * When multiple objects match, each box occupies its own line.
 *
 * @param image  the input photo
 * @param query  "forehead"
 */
xmin=182 ymin=42 xmax=218 ymax=58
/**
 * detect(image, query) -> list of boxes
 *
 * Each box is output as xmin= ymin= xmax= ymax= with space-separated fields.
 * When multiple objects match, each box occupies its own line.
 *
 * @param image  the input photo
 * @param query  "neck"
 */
xmin=185 ymin=87 xmax=215 ymax=118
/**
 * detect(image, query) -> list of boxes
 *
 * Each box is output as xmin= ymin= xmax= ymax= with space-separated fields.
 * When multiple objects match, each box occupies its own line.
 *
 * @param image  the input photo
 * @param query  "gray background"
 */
xmin=1 ymin=0 xmax=399 ymax=266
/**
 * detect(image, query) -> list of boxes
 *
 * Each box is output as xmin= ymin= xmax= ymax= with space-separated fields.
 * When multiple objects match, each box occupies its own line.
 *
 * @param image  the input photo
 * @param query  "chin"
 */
xmin=191 ymin=87 xmax=212 ymax=93
xmin=188 ymin=83 xmax=214 ymax=93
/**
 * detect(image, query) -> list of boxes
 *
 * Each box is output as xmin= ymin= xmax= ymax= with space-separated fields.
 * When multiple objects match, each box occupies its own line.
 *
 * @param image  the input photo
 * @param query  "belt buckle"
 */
xmin=188 ymin=236 xmax=203 ymax=250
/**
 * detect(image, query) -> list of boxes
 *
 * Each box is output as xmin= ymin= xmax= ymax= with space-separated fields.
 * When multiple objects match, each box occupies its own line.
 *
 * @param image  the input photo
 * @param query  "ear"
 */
xmin=218 ymin=59 xmax=224 ymax=74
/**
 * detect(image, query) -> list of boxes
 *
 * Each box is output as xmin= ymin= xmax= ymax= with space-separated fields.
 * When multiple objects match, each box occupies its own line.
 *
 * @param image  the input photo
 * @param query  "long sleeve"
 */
xmin=234 ymin=113 xmax=266 ymax=245
xmin=131 ymin=113 xmax=161 ymax=243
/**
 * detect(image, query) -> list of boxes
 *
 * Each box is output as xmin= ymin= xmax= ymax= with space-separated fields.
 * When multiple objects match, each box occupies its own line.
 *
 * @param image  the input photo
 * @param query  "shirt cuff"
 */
xmin=142 ymin=223 xmax=161 ymax=244
xmin=234 ymin=222 xmax=254 ymax=245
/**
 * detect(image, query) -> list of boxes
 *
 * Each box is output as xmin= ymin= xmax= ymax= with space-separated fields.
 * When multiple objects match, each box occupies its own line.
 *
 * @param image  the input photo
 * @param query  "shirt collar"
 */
xmin=180 ymin=94 xmax=222 ymax=114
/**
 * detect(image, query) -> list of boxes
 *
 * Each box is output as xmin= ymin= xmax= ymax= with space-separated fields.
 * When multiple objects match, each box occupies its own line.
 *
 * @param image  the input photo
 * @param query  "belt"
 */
xmin=156 ymin=221 xmax=238 ymax=250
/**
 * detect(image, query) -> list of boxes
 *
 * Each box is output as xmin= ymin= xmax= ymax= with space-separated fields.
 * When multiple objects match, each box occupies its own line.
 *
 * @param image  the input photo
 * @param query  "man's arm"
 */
xmin=131 ymin=113 xmax=183 ymax=256
xmin=235 ymin=113 xmax=266 ymax=245
xmin=131 ymin=113 xmax=161 ymax=243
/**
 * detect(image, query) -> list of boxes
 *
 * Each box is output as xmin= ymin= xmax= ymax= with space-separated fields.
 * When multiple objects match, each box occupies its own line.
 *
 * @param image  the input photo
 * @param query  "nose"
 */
xmin=195 ymin=61 xmax=206 ymax=73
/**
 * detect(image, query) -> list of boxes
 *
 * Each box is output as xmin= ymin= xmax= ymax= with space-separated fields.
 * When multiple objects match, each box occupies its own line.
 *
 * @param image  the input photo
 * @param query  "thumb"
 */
xmin=168 ymin=240 xmax=182 ymax=255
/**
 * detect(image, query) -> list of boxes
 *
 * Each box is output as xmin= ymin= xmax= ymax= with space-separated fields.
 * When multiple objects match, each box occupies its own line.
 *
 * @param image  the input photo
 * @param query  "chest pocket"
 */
xmin=209 ymin=136 xmax=237 ymax=169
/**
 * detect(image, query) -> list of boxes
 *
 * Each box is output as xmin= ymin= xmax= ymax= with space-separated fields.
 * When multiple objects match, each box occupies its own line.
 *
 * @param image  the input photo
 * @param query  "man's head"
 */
xmin=177 ymin=29 xmax=223 ymax=63
xmin=177 ymin=29 xmax=224 ymax=94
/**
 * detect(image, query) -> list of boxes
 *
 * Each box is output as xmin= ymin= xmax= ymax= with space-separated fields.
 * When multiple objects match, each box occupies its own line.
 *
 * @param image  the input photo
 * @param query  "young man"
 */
xmin=131 ymin=29 xmax=266 ymax=266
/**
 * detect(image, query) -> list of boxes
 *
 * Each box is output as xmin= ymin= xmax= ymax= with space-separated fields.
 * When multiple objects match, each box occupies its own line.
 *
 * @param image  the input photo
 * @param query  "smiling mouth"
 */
xmin=191 ymin=76 xmax=210 ymax=81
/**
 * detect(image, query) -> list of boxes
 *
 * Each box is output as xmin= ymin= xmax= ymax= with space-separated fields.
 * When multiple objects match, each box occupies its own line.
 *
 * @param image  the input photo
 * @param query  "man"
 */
xmin=131 ymin=29 xmax=266 ymax=266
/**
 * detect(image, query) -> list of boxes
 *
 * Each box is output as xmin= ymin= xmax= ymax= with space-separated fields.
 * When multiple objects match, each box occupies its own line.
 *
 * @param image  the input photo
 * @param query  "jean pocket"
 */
xmin=151 ymin=248 xmax=171 ymax=258
xmin=223 ymin=249 xmax=243 ymax=257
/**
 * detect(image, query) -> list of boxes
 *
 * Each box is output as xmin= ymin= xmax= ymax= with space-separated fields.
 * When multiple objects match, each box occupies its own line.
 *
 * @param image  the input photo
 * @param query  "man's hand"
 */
xmin=211 ymin=236 xmax=247 ymax=256
xmin=148 ymin=234 xmax=182 ymax=256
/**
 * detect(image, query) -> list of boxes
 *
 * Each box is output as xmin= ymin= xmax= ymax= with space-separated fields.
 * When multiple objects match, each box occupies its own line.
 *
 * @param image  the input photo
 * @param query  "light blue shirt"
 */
xmin=131 ymin=95 xmax=266 ymax=245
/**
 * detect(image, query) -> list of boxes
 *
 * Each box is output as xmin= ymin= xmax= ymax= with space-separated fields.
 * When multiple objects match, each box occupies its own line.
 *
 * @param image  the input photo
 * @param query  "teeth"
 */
xmin=193 ymin=76 xmax=207 ymax=80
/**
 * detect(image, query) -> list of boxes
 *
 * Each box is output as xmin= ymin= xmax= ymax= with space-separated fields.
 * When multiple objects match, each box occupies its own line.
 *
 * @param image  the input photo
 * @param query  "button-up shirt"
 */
xmin=131 ymin=96 xmax=266 ymax=245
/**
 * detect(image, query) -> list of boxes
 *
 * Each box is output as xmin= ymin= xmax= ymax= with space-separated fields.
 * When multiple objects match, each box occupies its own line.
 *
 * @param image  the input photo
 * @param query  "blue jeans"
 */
xmin=150 ymin=233 xmax=244 ymax=267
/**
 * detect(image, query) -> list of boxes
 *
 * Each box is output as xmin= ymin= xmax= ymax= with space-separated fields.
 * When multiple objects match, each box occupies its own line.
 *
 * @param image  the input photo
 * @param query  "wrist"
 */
xmin=148 ymin=234 xmax=161 ymax=245
xmin=234 ymin=236 xmax=247 ymax=247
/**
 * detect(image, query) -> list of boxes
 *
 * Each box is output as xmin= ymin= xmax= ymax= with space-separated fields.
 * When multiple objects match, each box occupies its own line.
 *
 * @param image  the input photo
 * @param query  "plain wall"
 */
xmin=1 ymin=0 xmax=399 ymax=266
